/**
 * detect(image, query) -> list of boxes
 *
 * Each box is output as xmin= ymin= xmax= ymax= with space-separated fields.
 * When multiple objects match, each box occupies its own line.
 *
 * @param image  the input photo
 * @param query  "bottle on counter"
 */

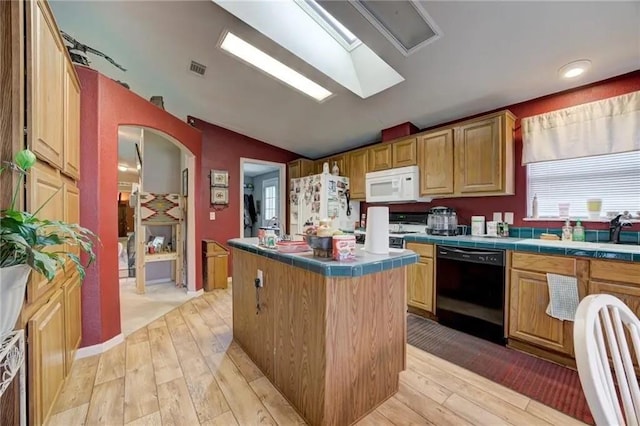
xmin=562 ymin=219 xmax=573 ymax=241
xmin=361 ymin=213 xmax=366 ymax=229
xmin=573 ymin=220 xmax=585 ymax=242
xmin=532 ymin=194 xmax=539 ymax=219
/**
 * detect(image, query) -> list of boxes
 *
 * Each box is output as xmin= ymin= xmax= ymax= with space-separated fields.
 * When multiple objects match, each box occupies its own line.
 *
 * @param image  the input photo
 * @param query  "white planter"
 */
xmin=0 ymin=264 xmax=31 ymax=336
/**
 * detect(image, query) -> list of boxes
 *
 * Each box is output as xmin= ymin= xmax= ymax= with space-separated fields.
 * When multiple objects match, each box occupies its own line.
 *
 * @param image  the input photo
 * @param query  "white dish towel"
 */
xmin=546 ymin=273 xmax=580 ymax=321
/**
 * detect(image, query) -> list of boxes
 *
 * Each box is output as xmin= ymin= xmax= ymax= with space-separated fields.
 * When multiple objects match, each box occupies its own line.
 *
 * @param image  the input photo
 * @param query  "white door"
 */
xmin=262 ymin=177 xmax=279 ymax=227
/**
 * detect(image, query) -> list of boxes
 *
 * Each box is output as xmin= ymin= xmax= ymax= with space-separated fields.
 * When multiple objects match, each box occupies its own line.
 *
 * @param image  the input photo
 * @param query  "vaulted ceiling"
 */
xmin=50 ymin=1 xmax=640 ymax=158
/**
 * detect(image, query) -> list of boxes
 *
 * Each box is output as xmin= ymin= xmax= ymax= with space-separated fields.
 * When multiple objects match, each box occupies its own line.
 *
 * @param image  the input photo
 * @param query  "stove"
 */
xmin=388 ymin=212 xmax=428 ymax=248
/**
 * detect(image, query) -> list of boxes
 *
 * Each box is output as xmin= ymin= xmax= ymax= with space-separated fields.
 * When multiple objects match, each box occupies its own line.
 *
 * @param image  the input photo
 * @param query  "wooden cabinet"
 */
xmin=368 ymin=144 xmax=392 ymax=171
xmin=63 ymin=274 xmax=82 ymax=373
xmin=392 ymin=138 xmax=417 ymax=168
xmin=509 ymin=269 xmax=573 ymax=355
xmin=327 ymin=154 xmax=347 ymax=176
xmin=63 ymin=60 xmax=80 ymax=179
xmin=202 ymin=240 xmax=229 ymax=291
xmin=288 ymin=159 xmax=314 ymax=180
xmin=28 ymin=288 xmax=66 ymax=426
xmin=406 ymin=243 xmax=435 ymax=314
xmin=589 ymin=260 xmax=640 ymax=316
xmin=63 ymin=177 xmax=80 ymax=256
xmin=28 ymin=0 xmax=65 ymax=169
xmin=348 ymin=148 xmax=368 ymax=200
xmin=26 ymin=162 xmax=65 ymax=303
xmin=508 ymin=252 xmax=588 ymax=357
xmin=417 ymin=129 xmax=454 ymax=196
xmin=454 ymin=111 xmax=515 ymax=195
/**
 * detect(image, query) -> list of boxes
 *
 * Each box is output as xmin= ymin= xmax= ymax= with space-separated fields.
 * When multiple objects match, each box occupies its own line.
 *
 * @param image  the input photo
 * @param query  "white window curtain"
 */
xmin=522 ymin=91 xmax=640 ymax=164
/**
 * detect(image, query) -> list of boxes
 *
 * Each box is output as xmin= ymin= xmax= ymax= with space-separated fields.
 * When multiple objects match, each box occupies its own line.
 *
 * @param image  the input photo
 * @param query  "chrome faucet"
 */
xmin=609 ymin=214 xmax=632 ymax=243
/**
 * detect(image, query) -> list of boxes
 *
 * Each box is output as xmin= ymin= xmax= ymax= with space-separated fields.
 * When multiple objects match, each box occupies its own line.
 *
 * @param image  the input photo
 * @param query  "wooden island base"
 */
xmin=231 ymin=247 xmax=410 ymax=425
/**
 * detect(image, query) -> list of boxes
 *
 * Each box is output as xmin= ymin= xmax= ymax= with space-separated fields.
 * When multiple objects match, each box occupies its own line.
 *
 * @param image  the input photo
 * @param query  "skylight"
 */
xmin=295 ymin=0 xmax=362 ymax=51
xmin=220 ymin=32 xmax=332 ymax=102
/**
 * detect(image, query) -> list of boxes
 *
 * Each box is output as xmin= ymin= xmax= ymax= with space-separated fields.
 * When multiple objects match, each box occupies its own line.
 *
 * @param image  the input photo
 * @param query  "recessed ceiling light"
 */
xmin=220 ymin=32 xmax=332 ymax=102
xmin=559 ymin=60 xmax=591 ymax=79
xmin=118 ymin=164 xmax=128 ymax=172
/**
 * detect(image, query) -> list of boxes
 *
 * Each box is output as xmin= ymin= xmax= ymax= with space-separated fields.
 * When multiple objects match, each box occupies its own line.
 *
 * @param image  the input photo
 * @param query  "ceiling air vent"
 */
xmin=189 ymin=60 xmax=207 ymax=76
xmin=351 ymin=0 xmax=441 ymax=56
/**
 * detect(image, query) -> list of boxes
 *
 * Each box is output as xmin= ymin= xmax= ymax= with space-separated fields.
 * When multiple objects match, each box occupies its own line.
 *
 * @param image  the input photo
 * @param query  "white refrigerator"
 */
xmin=289 ymin=173 xmax=359 ymax=236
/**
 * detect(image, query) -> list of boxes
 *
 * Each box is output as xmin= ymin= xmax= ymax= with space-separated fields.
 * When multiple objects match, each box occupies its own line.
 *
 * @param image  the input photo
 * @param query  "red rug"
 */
xmin=407 ymin=314 xmax=593 ymax=424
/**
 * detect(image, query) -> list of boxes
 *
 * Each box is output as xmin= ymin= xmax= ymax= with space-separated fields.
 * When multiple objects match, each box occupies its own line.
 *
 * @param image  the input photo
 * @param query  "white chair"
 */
xmin=574 ymin=294 xmax=640 ymax=426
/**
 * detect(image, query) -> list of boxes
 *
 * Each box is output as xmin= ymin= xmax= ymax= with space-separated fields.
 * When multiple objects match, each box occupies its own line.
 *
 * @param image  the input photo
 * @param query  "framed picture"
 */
xmin=211 ymin=187 xmax=229 ymax=205
xmin=211 ymin=169 xmax=229 ymax=187
xmin=182 ymin=168 xmax=188 ymax=197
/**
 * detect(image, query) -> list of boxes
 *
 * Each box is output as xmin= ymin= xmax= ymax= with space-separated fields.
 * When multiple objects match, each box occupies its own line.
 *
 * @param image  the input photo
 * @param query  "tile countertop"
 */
xmin=403 ymin=234 xmax=640 ymax=262
xmin=227 ymin=238 xmax=418 ymax=277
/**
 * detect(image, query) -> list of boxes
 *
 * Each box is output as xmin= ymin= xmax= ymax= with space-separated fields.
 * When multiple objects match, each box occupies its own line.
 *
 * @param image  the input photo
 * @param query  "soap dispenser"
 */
xmin=573 ymin=220 xmax=585 ymax=242
xmin=562 ymin=219 xmax=573 ymax=241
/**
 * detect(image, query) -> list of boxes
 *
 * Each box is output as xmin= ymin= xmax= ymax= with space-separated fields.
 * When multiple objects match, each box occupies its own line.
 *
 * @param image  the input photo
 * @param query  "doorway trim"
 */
xmin=239 ymin=158 xmax=287 ymax=238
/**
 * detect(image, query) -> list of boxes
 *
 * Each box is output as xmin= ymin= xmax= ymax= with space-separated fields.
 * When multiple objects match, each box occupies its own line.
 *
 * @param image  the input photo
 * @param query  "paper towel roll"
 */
xmin=364 ymin=206 xmax=389 ymax=254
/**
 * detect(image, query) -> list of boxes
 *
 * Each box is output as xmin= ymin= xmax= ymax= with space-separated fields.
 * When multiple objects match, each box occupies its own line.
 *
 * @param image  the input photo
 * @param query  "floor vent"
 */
xmin=351 ymin=0 xmax=441 ymax=56
xmin=189 ymin=60 xmax=207 ymax=76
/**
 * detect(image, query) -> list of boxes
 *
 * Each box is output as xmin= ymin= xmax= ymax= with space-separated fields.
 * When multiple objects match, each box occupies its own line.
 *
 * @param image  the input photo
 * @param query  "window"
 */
xmin=527 ymin=151 xmax=640 ymax=218
xmin=263 ymin=178 xmax=279 ymax=226
xmin=296 ymin=0 xmax=362 ymax=51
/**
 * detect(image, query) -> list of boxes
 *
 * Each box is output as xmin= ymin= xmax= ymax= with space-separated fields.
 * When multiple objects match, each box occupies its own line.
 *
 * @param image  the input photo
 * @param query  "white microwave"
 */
xmin=365 ymin=166 xmax=432 ymax=203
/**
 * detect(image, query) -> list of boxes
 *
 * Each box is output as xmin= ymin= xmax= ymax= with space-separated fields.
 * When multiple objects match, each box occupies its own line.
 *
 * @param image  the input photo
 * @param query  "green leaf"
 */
xmin=14 ymin=149 xmax=36 ymax=171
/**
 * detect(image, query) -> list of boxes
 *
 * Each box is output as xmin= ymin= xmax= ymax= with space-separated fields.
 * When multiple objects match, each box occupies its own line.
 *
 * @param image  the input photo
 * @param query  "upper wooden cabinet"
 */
xmin=392 ymin=138 xmax=417 ymax=168
xmin=418 ymin=129 xmax=454 ymax=196
xmin=454 ymin=111 xmax=515 ymax=195
xmin=28 ymin=0 xmax=65 ymax=169
xmin=63 ymin=60 xmax=81 ymax=179
xmin=368 ymin=144 xmax=392 ymax=171
xmin=328 ymin=154 xmax=347 ymax=177
xmin=348 ymin=148 xmax=368 ymax=200
xmin=288 ymin=159 xmax=314 ymax=180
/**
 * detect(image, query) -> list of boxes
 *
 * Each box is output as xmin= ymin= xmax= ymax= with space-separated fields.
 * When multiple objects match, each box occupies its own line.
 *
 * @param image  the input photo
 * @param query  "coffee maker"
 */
xmin=426 ymin=207 xmax=458 ymax=236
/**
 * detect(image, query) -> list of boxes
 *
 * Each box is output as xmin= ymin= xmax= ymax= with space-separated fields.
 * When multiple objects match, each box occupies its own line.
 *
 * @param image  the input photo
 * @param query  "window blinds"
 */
xmin=527 ymin=151 xmax=640 ymax=218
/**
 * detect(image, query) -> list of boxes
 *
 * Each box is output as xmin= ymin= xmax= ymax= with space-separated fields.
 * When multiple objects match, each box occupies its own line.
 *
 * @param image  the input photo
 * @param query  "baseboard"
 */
xmin=75 ymin=333 xmax=125 ymax=360
xmin=145 ymin=278 xmax=175 ymax=285
xmin=187 ymin=289 xmax=204 ymax=297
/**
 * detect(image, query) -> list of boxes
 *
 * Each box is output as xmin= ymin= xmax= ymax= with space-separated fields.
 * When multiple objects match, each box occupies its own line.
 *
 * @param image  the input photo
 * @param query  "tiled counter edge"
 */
xmin=228 ymin=238 xmax=419 ymax=277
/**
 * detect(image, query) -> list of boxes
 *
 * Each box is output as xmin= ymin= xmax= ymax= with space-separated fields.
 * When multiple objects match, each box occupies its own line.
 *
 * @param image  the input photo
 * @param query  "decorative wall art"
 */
xmin=139 ymin=192 xmax=182 ymax=224
xmin=211 ymin=187 xmax=229 ymax=205
xmin=211 ymin=170 xmax=229 ymax=187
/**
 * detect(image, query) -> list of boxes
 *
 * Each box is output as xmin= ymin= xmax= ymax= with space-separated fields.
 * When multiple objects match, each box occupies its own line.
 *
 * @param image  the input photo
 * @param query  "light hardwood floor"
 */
xmin=49 ymin=287 xmax=586 ymax=425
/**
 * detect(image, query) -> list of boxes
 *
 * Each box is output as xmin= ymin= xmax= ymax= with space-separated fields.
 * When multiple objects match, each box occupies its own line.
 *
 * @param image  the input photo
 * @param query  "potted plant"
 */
xmin=1 ymin=149 xmax=97 ymax=336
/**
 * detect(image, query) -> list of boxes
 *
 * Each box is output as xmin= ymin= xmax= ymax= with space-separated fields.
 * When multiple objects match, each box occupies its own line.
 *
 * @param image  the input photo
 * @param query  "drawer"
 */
xmin=511 ymin=252 xmax=576 ymax=276
xmin=406 ymin=243 xmax=434 ymax=258
xmin=591 ymin=260 xmax=640 ymax=286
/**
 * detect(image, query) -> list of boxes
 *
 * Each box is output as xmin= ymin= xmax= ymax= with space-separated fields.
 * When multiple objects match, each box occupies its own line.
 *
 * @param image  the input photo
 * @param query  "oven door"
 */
xmin=366 ymin=175 xmax=403 ymax=203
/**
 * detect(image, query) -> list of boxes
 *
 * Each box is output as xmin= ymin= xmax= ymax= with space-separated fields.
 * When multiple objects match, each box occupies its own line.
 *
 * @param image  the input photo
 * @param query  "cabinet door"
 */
xmin=63 ymin=178 xmax=80 ymax=256
xmin=392 ymin=138 xmax=417 ymax=168
xmin=63 ymin=274 xmax=82 ymax=374
xmin=348 ymin=149 xmax=368 ymax=200
xmin=368 ymin=144 xmax=393 ymax=172
xmin=28 ymin=288 xmax=66 ymax=426
xmin=509 ymin=269 xmax=572 ymax=355
xmin=418 ymin=130 xmax=454 ymax=195
xmin=26 ymin=162 xmax=65 ymax=302
xmin=63 ymin=61 xmax=80 ymax=179
xmin=29 ymin=0 xmax=65 ymax=169
xmin=328 ymin=155 xmax=347 ymax=177
xmin=407 ymin=257 xmax=434 ymax=313
xmin=454 ymin=116 xmax=502 ymax=193
xmin=589 ymin=280 xmax=640 ymax=318
xmin=288 ymin=161 xmax=301 ymax=180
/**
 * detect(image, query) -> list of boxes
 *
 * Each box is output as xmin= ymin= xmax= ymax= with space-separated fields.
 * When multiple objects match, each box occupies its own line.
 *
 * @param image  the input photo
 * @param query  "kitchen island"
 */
xmin=227 ymin=238 xmax=418 ymax=426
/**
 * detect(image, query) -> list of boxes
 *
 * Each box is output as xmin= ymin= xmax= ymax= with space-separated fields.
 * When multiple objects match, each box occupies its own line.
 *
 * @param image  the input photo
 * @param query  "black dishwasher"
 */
xmin=435 ymin=245 xmax=506 ymax=344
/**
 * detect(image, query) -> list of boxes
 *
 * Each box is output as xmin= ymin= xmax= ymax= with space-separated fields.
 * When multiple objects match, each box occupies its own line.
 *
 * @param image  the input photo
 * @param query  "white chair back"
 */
xmin=574 ymin=294 xmax=640 ymax=426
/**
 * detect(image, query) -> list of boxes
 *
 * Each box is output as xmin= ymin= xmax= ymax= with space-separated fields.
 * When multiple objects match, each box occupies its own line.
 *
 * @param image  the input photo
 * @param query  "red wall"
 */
xmin=364 ymin=70 xmax=640 ymax=231
xmin=77 ymin=67 xmax=203 ymax=347
xmin=189 ymin=117 xmax=300 ymax=273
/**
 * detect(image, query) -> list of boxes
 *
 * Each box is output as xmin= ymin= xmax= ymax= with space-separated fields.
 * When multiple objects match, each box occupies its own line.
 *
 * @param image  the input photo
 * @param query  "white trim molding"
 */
xmin=187 ymin=289 xmax=204 ymax=298
xmin=75 ymin=333 xmax=125 ymax=360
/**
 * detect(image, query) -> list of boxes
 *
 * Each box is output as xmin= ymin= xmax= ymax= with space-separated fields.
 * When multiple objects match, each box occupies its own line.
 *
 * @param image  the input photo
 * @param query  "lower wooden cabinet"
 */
xmin=407 ymin=257 xmax=434 ymax=313
xmin=406 ymin=243 xmax=435 ymax=314
xmin=509 ymin=269 xmax=573 ymax=355
xmin=28 ymin=288 xmax=66 ymax=426
xmin=63 ymin=274 xmax=82 ymax=373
